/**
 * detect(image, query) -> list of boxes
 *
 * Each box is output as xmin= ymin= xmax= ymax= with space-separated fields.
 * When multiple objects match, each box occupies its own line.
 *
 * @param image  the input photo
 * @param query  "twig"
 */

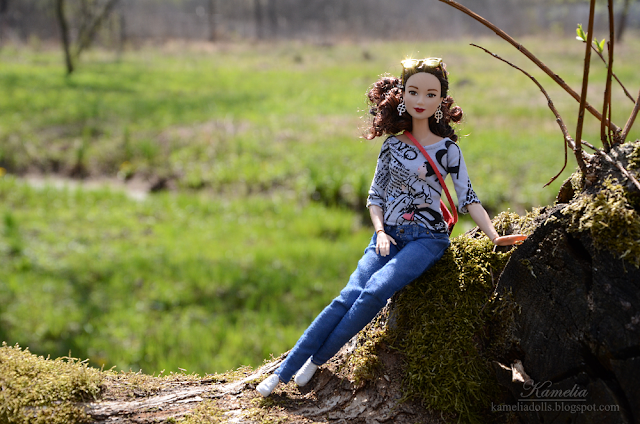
xmin=574 ymin=0 xmax=598 ymax=176
xmin=470 ymin=44 xmax=577 ymax=187
xmin=591 ymin=45 xmax=635 ymax=103
xmin=622 ymin=90 xmax=640 ymax=143
xmin=600 ymin=0 xmax=615 ymax=151
xmin=437 ymin=0 xmax=620 ymax=134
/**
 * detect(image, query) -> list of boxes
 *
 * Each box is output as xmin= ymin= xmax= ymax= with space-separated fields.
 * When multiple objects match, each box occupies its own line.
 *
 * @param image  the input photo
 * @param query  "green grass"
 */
xmin=2 ymin=38 xmax=638 ymax=212
xmin=0 ymin=177 xmax=371 ymax=373
xmin=0 ymin=36 xmax=639 ymax=375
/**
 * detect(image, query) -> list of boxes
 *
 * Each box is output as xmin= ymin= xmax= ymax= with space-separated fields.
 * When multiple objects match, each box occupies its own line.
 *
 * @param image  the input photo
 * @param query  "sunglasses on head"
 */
xmin=400 ymin=57 xmax=447 ymax=87
xmin=401 ymin=57 xmax=443 ymax=70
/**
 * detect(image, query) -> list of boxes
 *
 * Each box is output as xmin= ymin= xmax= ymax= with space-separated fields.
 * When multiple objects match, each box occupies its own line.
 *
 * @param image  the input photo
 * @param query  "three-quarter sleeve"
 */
xmin=366 ymin=140 xmax=391 ymax=209
xmin=446 ymin=141 xmax=480 ymax=213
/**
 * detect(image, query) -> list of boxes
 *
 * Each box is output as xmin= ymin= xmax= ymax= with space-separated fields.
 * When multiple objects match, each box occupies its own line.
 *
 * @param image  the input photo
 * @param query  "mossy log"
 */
xmin=495 ymin=204 xmax=640 ymax=424
xmin=494 ymin=141 xmax=640 ymax=424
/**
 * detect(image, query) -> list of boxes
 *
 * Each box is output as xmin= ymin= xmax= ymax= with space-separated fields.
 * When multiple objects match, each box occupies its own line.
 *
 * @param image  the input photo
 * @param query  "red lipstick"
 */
xmin=414 ymin=108 xmax=425 ymax=113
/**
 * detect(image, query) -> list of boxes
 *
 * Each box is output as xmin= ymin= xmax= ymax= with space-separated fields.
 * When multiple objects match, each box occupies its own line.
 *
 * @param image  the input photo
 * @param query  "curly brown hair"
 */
xmin=363 ymin=62 xmax=463 ymax=142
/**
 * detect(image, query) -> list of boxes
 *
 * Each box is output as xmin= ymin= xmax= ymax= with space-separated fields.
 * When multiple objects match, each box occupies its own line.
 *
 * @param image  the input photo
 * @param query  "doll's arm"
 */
xmin=466 ymin=203 xmax=527 ymax=246
xmin=369 ymin=205 xmax=397 ymax=256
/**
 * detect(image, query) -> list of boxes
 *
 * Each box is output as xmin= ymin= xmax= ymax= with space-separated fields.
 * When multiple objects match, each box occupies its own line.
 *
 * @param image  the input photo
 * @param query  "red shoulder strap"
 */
xmin=403 ymin=131 xmax=459 ymax=225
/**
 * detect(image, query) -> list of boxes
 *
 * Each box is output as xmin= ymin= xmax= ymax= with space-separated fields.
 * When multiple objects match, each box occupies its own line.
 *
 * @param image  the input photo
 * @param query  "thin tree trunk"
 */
xmin=75 ymin=0 xmax=120 ymax=60
xmin=117 ymin=5 xmax=125 ymax=60
xmin=208 ymin=0 xmax=216 ymax=42
xmin=0 ymin=0 xmax=7 ymax=49
xmin=267 ymin=0 xmax=277 ymax=39
xmin=616 ymin=0 xmax=631 ymax=42
xmin=254 ymin=0 xmax=263 ymax=40
xmin=55 ymin=0 xmax=74 ymax=75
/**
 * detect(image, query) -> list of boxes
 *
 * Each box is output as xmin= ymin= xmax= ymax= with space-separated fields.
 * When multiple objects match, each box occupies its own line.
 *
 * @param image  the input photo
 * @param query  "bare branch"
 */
xmin=574 ymin=0 xmax=598 ymax=175
xmin=437 ymin=0 xmax=620 ymax=134
xmin=600 ymin=0 xmax=615 ymax=151
xmin=75 ymin=0 xmax=120 ymax=59
xmin=621 ymin=90 xmax=640 ymax=143
xmin=590 ymin=44 xmax=635 ymax=103
xmin=470 ymin=44 xmax=576 ymax=187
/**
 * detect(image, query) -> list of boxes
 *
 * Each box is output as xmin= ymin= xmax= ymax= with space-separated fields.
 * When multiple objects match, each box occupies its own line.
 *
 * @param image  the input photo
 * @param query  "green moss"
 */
xmin=380 ymin=211 xmax=538 ymax=423
xmin=240 ymin=398 xmax=289 ymax=424
xmin=562 ymin=177 xmax=640 ymax=267
xmin=347 ymin=324 xmax=384 ymax=386
xmin=0 ymin=343 xmax=103 ymax=424
xmin=628 ymin=141 xmax=640 ymax=170
xmin=178 ymin=401 xmax=226 ymax=423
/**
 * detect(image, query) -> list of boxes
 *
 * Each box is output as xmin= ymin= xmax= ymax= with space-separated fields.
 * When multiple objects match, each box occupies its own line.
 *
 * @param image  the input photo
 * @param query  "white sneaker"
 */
xmin=256 ymin=374 xmax=280 ymax=397
xmin=294 ymin=358 xmax=319 ymax=387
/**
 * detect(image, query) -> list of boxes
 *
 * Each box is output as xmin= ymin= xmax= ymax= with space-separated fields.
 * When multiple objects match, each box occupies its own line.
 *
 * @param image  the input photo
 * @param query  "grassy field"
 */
xmin=1 ymin=36 xmax=639 ymax=374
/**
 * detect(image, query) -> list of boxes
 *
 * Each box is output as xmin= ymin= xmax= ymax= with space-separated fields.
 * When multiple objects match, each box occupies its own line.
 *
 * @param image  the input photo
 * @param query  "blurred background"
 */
xmin=3 ymin=0 xmax=640 ymax=44
xmin=1 ymin=0 xmax=639 ymax=375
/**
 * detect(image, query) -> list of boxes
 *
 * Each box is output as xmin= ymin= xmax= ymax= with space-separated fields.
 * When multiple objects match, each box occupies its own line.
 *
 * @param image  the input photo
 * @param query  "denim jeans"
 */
xmin=274 ymin=223 xmax=450 ymax=383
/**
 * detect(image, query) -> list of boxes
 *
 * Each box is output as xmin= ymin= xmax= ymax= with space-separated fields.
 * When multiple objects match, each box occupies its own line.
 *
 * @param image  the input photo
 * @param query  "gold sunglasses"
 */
xmin=400 ymin=57 xmax=443 ymax=70
xmin=400 ymin=57 xmax=446 ymax=86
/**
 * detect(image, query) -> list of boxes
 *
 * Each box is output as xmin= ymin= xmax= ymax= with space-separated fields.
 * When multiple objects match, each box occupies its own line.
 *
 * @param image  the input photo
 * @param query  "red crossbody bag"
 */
xmin=404 ymin=131 xmax=458 ymax=235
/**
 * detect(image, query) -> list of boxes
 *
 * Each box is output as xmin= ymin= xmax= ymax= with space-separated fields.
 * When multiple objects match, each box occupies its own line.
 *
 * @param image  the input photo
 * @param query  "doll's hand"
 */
xmin=376 ymin=232 xmax=397 ymax=256
xmin=492 ymin=234 xmax=527 ymax=246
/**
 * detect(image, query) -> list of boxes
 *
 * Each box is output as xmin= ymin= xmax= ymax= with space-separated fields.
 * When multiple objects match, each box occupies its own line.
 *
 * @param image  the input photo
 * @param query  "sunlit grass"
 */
xmin=2 ymin=37 xmax=638 ymax=212
xmin=0 ymin=176 xmax=371 ymax=373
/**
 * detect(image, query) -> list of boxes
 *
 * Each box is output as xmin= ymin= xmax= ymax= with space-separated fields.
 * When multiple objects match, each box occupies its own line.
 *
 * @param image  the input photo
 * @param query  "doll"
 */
xmin=257 ymin=57 xmax=526 ymax=397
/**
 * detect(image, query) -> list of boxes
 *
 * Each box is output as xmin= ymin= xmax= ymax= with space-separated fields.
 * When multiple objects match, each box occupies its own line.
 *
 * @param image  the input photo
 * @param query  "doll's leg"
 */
xmin=311 ymin=235 xmax=450 ymax=365
xmin=274 ymin=234 xmax=397 ymax=383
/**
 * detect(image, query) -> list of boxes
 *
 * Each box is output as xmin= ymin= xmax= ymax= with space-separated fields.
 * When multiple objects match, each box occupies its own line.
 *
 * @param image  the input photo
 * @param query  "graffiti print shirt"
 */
xmin=366 ymin=136 xmax=480 ymax=233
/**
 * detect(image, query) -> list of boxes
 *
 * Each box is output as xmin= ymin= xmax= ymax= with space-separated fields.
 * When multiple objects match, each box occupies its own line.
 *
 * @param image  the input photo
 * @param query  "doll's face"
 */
xmin=403 ymin=72 xmax=443 ymax=120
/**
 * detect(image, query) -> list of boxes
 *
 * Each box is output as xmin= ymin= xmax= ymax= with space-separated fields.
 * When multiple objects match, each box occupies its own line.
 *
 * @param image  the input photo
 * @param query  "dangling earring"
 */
xmin=397 ymin=101 xmax=406 ymax=116
xmin=434 ymin=104 xmax=443 ymax=123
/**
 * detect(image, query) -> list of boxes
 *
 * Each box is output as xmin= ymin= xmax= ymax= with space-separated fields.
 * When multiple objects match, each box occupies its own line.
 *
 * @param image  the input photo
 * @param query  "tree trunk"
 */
xmin=496 ymin=143 xmax=640 ymax=423
xmin=208 ymin=0 xmax=216 ymax=42
xmin=254 ymin=0 xmax=263 ymax=40
xmin=267 ymin=0 xmax=277 ymax=38
xmin=75 ymin=0 xmax=120 ymax=60
xmin=55 ymin=0 xmax=74 ymax=75
xmin=0 ymin=0 xmax=7 ymax=48
xmin=616 ymin=0 xmax=632 ymax=42
xmin=117 ymin=6 xmax=125 ymax=60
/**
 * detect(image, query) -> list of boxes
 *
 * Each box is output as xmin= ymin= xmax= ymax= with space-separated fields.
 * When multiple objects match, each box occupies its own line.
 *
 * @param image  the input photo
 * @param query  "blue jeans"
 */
xmin=275 ymin=224 xmax=450 ymax=383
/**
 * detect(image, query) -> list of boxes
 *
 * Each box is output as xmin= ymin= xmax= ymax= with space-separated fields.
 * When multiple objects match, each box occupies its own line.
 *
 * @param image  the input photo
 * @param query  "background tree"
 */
xmin=616 ymin=0 xmax=637 ymax=41
xmin=0 ymin=0 xmax=8 ymax=46
xmin=54 ymin=0 xmax=120 ymax=75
